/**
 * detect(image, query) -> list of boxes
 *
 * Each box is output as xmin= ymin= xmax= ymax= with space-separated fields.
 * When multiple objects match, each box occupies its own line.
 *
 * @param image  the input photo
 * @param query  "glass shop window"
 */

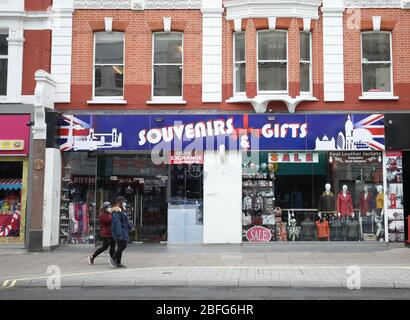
xmin=0 ymin=162 xmax=22 ymax=237
xmin=60 ymin=153 xmax=97 ymax=244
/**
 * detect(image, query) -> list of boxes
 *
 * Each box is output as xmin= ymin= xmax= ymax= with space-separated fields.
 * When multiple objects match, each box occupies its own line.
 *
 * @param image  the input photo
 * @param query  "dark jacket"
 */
xmin=99 ymin=211 xmax=112 ymax=238
xmin=111 ymin=207 xmax=130 ymax=242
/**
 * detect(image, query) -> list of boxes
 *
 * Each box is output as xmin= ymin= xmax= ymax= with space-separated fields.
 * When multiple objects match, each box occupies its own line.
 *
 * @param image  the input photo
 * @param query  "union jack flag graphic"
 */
xmin=59 ymin=115 xmax=91 ymax=151
xmin=354 ymin=114 xmax=385 ymax=151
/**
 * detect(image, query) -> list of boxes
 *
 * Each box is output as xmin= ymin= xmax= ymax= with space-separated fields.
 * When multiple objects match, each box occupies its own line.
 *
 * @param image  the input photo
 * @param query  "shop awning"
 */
xmin=0 ymin=179 xmax=22 ymax=190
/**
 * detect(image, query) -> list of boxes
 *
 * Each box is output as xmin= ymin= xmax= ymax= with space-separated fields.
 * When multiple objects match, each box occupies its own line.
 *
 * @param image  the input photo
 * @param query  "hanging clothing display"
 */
xmin=315 ymin=220 xmax=330 ymax=240
xmin=345 ymin=219 xmax=361 ymax=241
xmin=69 ymin=202 xmax=90 ymax=244
xmin=359 ymin=191 xmax=374 ymax=216
xmin=300 ymin=218 xmax=316 ymax=241
xmin=318 ymin=191 xmax=336 ymax=212
xmin=330 ymin=219 xmax=345 ymax=241
xmin=337 ymin=192 xmax=354 ymax=217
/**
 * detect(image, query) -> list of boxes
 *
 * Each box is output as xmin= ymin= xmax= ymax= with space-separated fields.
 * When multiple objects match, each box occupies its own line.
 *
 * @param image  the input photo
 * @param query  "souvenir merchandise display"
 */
xmin=60 ymin=168 xmax=96 ymax=244
xmin=386 ymin=152 xmax=405 ymax=243
xmin=242 ymin=172 xmax=277 ymax=242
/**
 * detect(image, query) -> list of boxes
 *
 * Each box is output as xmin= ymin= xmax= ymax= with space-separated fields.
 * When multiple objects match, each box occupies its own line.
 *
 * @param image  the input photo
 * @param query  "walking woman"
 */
xmin=109 ymin=196 xmax=131 ymax=268
xmin=88 ymin=201 xmax=116 ymax=265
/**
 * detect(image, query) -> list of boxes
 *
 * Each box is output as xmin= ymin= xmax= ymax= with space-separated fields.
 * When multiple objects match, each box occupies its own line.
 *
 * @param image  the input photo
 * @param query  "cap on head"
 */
xmin=103 ymin=201 xmax=111 ymax=209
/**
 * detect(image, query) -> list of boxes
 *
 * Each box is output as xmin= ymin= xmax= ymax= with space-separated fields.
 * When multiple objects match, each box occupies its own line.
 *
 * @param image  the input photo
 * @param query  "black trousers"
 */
xmin=113 ymin=240 xmax=128 ymax=265
xmin=92 ymin=237 xmax=116 ymax=259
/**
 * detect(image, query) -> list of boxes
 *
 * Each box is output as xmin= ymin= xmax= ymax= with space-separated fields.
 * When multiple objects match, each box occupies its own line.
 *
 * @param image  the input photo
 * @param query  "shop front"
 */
xmin=0 ymin=115 xmax=30 ymax=245
xmin=241 ymin=114 xmax=391 ymax=243
xmin=58 ymin=115 xmax=206 ymax=245
xmin=57 ymin=113 xmax=399 ymax=245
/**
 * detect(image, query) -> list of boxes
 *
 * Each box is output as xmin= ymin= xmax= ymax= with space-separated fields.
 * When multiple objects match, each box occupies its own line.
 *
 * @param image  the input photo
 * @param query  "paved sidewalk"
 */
xmin=0 ymin=243 xmax=409 ymax=289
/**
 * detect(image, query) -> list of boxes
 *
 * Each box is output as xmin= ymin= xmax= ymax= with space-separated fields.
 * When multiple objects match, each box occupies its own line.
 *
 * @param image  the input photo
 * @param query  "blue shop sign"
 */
xmin=58 ymin=113 xmax=385 ymax=152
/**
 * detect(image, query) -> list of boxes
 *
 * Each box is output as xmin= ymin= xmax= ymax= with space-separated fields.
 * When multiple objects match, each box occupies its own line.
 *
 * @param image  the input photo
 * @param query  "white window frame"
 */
xmin=0 ymin=31 xmax=8 ymax=100
xmin=152 ymin=31 xmax=184 ymax=102
xmin=300 ymin=31 xmax=312 ymax=97
xmin=233 ymin=32 xmax=246 ymax=96
xmin=256 ymin=29 xmax=288 ymax=95
xmin=361 ymin=31 xmax=394 ymax=97
xmin=92 ymin=31 xmax=125 ymax=102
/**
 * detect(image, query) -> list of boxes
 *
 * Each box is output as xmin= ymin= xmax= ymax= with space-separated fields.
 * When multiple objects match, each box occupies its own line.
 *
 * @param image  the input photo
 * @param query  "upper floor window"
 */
xmin=234 ymin=32 xmax=246 ymax=94
xmin=153 ymin=32 xmax=183 ymax=98
xmin=361 ymin=32 xmax=392 ymax=95
xmin=0 ymin=33 xmax=8 ymax=96
xmin=94 ymin=32 xmax=124 ymax=98
xmin=300 ymin=32 xmax=312 ymax=95
xmin=257 ymin=30 xmax=288 ymax=94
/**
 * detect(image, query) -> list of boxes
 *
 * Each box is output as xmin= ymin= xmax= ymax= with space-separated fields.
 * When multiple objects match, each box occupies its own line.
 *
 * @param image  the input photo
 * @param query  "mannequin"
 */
xmin=337 ymin=185 xmax=354 ymax=217
xmin=316 ymin=213 xmax=330 ymax=241
xmin=359 ymin=184 xmax=374 ymax=217
xmin=375 ymin=186 xmax=384 ymax=214
xmin=319 ymin=183 xmax=336 ymax=213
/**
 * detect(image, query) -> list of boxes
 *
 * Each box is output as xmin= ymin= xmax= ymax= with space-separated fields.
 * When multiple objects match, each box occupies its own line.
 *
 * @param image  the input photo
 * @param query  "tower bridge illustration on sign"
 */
xmin=61 ymin=115 xmax=123 ymax=151
xmin=315 ymin=114 xmax=384 ymax=151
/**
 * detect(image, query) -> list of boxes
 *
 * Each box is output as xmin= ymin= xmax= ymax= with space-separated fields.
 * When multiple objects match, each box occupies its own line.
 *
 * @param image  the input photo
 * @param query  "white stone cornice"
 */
xmin=74 ymin=0 xmax=202 ymax=10
xmin=224 ymin=0 xmax=323 ymax=20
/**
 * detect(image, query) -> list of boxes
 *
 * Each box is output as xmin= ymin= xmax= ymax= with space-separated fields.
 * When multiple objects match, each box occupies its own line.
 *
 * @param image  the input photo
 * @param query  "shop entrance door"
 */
xmin=134 ymin=178 xmax=168 ymax=243
xmin=96 ymin=153 xmax=169 ymax=244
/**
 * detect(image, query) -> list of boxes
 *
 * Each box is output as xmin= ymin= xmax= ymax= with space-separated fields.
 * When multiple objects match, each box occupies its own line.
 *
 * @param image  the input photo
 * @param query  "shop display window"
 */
xmin=60 ymin=153 xmax=97 ymax=244
xmin=170 ymin=164 xmax=203 ymax=225
xmin=0 ymin=162 xmax=22 ymax=237
xmin=242 ymin=151 xmax=384 ymax=242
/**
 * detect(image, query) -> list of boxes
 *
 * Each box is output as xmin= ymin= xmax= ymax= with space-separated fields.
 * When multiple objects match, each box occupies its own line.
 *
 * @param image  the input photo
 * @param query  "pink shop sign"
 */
xmin=0 ymin=115 xmax=30 ymax=156
xmin=246 ymin=226 xmax=272 ymax=243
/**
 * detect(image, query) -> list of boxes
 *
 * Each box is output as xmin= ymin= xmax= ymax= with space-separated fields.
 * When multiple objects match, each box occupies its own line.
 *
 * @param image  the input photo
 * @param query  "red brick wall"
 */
xmin=64 ymin=10 xmax=212 ymax=110
xmin=57 ymin=8 xmax=410 ymax=112
xmin=22 ymin=30 xmax=52 ymax=95
xmin=25 ymin=0 xmax=52 ymax=11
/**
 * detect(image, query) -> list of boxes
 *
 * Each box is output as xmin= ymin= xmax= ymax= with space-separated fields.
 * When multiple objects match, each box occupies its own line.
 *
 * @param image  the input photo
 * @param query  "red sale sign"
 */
xmin=246 ymin=226 xmax=272 ymax=242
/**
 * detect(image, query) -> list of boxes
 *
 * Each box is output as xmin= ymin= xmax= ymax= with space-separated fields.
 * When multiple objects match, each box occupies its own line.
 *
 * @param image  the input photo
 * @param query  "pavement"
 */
xmin=0 ymin=243 xmax=410 ymax=289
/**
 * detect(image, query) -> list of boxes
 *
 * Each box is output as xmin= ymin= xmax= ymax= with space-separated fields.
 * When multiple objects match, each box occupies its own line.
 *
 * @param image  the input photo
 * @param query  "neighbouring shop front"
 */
xmin=0 ymin=115 xmax=30 ymax=245
xmin=57 ymin=113 xmax=403 ymax=245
